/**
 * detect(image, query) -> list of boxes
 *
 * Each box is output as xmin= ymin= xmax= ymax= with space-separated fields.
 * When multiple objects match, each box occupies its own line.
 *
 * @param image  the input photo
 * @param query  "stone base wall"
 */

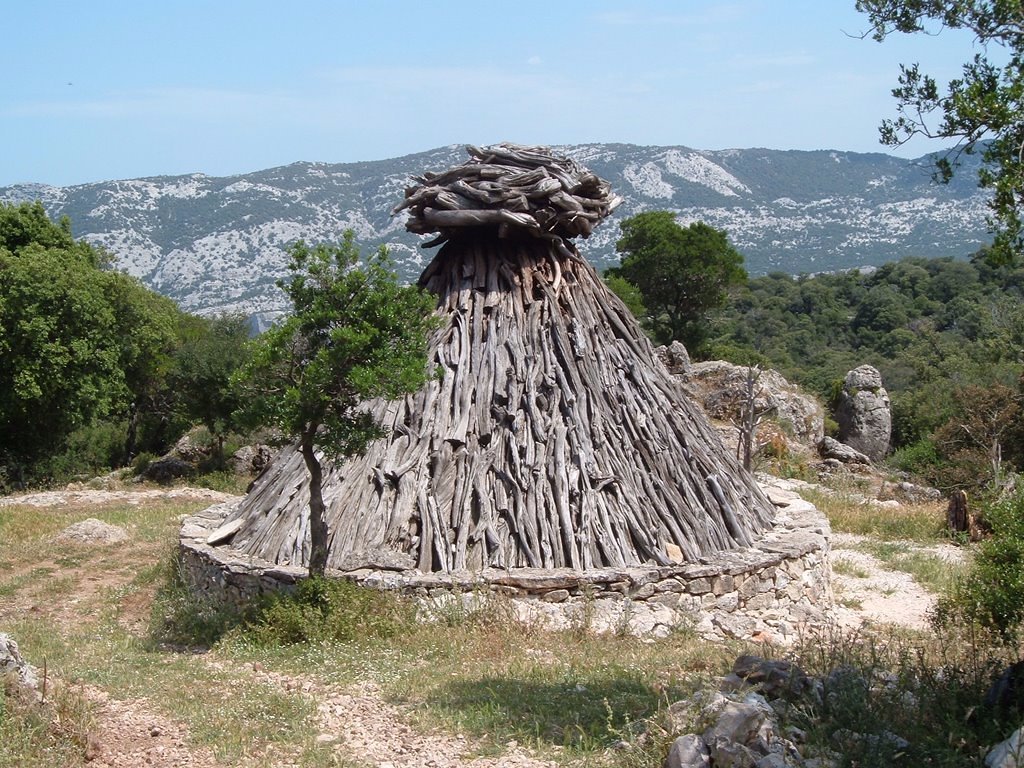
xmin=178 ymin=484 xmax=831 ymax=643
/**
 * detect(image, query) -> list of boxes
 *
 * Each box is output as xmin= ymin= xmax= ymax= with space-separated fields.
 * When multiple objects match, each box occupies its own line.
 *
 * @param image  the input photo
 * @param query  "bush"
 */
xmin=35 ymin=420 xmax=127 ymax=485
xmin=130 ymin=452 xmax=157 ymax=476
xmin=935 ymin=485 xmax=1024 ymax=636
xmin=245 ymin=577 xmax=415 ymax=646
xmin=887 ymin=438 xmax=941 ymax=476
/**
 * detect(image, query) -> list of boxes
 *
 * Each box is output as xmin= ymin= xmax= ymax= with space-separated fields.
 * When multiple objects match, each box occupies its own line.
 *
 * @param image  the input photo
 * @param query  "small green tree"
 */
xmin=606 ymin=212 xmax=746 ymax=352
xmin=170 ymin=313 xmax=252 ymax=463
xmin=857 ymin=0 xmax=1024 ymax=263
xmin=233 ymin=232 xmax=437 ymax=576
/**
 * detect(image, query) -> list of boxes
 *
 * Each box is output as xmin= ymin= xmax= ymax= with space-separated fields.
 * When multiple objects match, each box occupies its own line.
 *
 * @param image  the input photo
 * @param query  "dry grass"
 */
xmin=2 ymin=485 xmax=1018 ymax=768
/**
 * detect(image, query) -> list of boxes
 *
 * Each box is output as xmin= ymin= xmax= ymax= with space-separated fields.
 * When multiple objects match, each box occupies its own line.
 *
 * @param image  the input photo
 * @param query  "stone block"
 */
xmin=687 ymin=577 xmax=713 ymax=595
xmin=541 ymin=589 xmax=570 ymax=603
xmin=632 ymin=582 xmax=657 ymax=600
xmin=712 ymin=575 xmax=735 ymax=596
xmin=656 ymin=578 xmax=685 ymax=593
xmin=649 ymin=592 xmax=681 ymax=609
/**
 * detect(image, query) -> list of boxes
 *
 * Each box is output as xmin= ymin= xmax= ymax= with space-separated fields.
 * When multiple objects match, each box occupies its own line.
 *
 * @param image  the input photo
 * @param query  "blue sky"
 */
xmin=1 ymin=1 xmax=991 ymax=186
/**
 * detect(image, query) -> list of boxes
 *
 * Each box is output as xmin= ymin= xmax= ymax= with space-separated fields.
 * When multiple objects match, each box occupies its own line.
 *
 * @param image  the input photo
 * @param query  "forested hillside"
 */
xmin=705 ymin=253 xmax=1024 ymax=487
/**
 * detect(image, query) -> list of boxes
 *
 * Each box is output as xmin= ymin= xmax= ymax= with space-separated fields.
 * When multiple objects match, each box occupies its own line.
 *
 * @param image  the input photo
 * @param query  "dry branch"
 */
xmin=394 ymin=144 xmax=622 ymax=245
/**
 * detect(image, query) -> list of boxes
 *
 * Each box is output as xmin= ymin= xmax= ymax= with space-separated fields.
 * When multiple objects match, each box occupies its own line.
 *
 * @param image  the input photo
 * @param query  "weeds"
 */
xmin=935 ymin=486 xmax=1024 ymax=636
xmin=0 ymin=676 xmax=96 ymax=768
xmin=235 ymin=576 xmax=417 ymax=647
xmin=784 ymin=623 xmax=1020 ymax=768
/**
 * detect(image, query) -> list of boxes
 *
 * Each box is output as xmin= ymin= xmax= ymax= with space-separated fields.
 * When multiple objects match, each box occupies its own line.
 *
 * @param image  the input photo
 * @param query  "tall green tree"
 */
xmin=606 ymin=211 xmax=746 ymax=352
xmin=233 ymin=232 xmax=437 ymax=576
xmin=0 ymin=202 xmax=180 ymax=480
xmin=858 ymin=0 xmax=1024 ymax=263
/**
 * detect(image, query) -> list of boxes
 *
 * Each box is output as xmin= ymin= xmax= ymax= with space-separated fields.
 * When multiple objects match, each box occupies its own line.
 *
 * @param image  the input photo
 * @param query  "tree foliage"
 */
xmin=606 ymin=211 xmax=747 ymax=352
xmin=0 ymin=202 xmax=180 ymax=479
xmin=168 ymin=313 xmax=251 ymax=459
xmin=707 ymin=253 xmax=1024 ymax=488
xmin=233 ymin=232 xmax=437 ymax=575
xmin=858 ymin=0 xmax=1024 ymax=262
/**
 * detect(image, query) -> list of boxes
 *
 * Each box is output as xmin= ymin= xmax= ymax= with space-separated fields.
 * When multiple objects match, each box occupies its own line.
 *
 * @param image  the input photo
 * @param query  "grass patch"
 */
xmin=852 ymin=541 xmax=965 ymax=594
xmin=802 ymin=488 xmax=946 ymax=542
xmin=0 ymin=678 xmax=96 ymax=768
xmin=832 ymin=559 xmax=871 ymax=579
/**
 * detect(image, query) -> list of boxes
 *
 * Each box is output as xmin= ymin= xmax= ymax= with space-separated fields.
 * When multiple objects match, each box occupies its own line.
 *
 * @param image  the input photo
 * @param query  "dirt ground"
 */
xmin=1 ymin=485 xmax=957 ymax=767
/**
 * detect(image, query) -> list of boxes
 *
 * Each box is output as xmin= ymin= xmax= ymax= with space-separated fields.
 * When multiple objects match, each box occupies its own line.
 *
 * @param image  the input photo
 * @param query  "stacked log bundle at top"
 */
xmin=394 ymin=143 xmax=622 ymax=247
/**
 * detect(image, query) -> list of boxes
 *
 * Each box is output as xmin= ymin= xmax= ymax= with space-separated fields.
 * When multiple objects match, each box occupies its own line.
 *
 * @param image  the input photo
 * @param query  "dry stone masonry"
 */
xmin=179 ymin=477 xmax=830 ymax=643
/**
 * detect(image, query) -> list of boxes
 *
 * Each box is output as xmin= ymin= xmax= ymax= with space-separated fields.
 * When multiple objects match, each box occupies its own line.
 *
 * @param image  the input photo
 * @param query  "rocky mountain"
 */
xmin=0 ymin=143 xmax=990 ymax=322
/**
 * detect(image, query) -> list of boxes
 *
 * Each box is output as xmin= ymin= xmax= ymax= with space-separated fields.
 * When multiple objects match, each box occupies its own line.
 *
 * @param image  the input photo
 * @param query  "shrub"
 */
xmin=935 ymin=485 xmax=1024 ymax=636
xmin=887 ymin=438 xmax=941 ymax=476
xmin=130 ymin=452 xmax=157 ymax=476
xmin=245 ymin=577 xmax=415 ymax=646
xmin=36 ymin=420 xmax=127 ymax=484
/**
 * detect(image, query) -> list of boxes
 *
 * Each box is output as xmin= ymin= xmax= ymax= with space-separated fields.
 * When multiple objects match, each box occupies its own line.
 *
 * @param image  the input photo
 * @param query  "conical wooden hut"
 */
xmin=224 ymin=144 xmax=776 ymax=573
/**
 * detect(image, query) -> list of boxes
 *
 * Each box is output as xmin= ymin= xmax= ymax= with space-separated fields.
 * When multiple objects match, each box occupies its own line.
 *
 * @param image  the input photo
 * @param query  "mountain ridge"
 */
xmin=0 ymin=143 xmax=991 ymax=320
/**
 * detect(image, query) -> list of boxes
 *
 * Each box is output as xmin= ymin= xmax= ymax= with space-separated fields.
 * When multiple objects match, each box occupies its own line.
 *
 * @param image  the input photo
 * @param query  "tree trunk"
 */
xmin=300 ymin=427 xmax=329 ymax=578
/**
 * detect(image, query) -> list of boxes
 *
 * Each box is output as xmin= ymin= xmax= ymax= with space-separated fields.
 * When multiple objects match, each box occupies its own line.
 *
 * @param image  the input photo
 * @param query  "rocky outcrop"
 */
xmin=56 ymin=518 xmax=129 ymax=545
xmin=671 ymin=359 xmax=824 ymax=448
xmin=0 ymin=633 xmax=40 ymax=696
xmin=836 ymin=365 xmax=891 ymax=461
xmin=664 ymin=656 xmax=824 ymax=768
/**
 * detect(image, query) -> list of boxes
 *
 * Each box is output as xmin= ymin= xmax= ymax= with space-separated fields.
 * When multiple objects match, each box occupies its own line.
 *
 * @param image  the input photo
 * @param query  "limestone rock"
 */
xmin=230 ymin=444 xmax=274 ymax=476
xmin=818 ymin=436 xmax=871 ymax=465
xmin=667 ymin=733 xmax=711 ymax=768
xmin=731 ymin=655 xmax=815 ymax=701
xmin=678 ymin=360 xmax=824 ymax=448
xmin=171 ymin=431 xmax=211 ymax=464
xmin=0 ymin=634 xmax=39 ymax=693
xmin=836 ymin=365 xmax=891 ymax=461
xmin=657 ymin=341 xmax=693 ymax=375
xmin=57 ymin=518 xmax=129 ymax=545
xmin=141 ymin=456 xmax=193 ymax=484
xmin=986 ymin=725 xmax=1024 ymax=768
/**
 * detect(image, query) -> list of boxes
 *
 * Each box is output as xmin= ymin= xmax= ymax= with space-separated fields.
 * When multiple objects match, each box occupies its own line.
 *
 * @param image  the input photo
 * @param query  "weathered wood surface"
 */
xmin=394 ymin=144 xmax=622 ymax=245
xmin=227 ymin=236 xmax=776 ymax=572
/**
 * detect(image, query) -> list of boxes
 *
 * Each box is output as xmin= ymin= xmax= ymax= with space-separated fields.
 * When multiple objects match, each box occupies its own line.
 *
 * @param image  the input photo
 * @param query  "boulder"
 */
xmin=987 ymin=725 xmax=1024 ymax=768
xmin=836 ymin=365 xmax=891 ymax=461
xmin=675 ymin=360 xmax=825 ymax=448
xmin=657 ymin=341 xmax=693 ymax=375
xmin=731 ymin=655 xmax=816 ymax=702
xmin=0 ymin=634 xmax=39 ymax=694
xmin=230 ymin=444 xmax=274 ymax=476
xmin=57 ymin=518 xmax=129 ymax=545
xmin=667 ymin=733 xmax=711 ymax=768
xmin=818 ymin=436 xmax=871 ymax=465
xmin=141 ymin=456 xmax=193 ymax=484
xmin=171 ymin=431 xmax=212 ymax=464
